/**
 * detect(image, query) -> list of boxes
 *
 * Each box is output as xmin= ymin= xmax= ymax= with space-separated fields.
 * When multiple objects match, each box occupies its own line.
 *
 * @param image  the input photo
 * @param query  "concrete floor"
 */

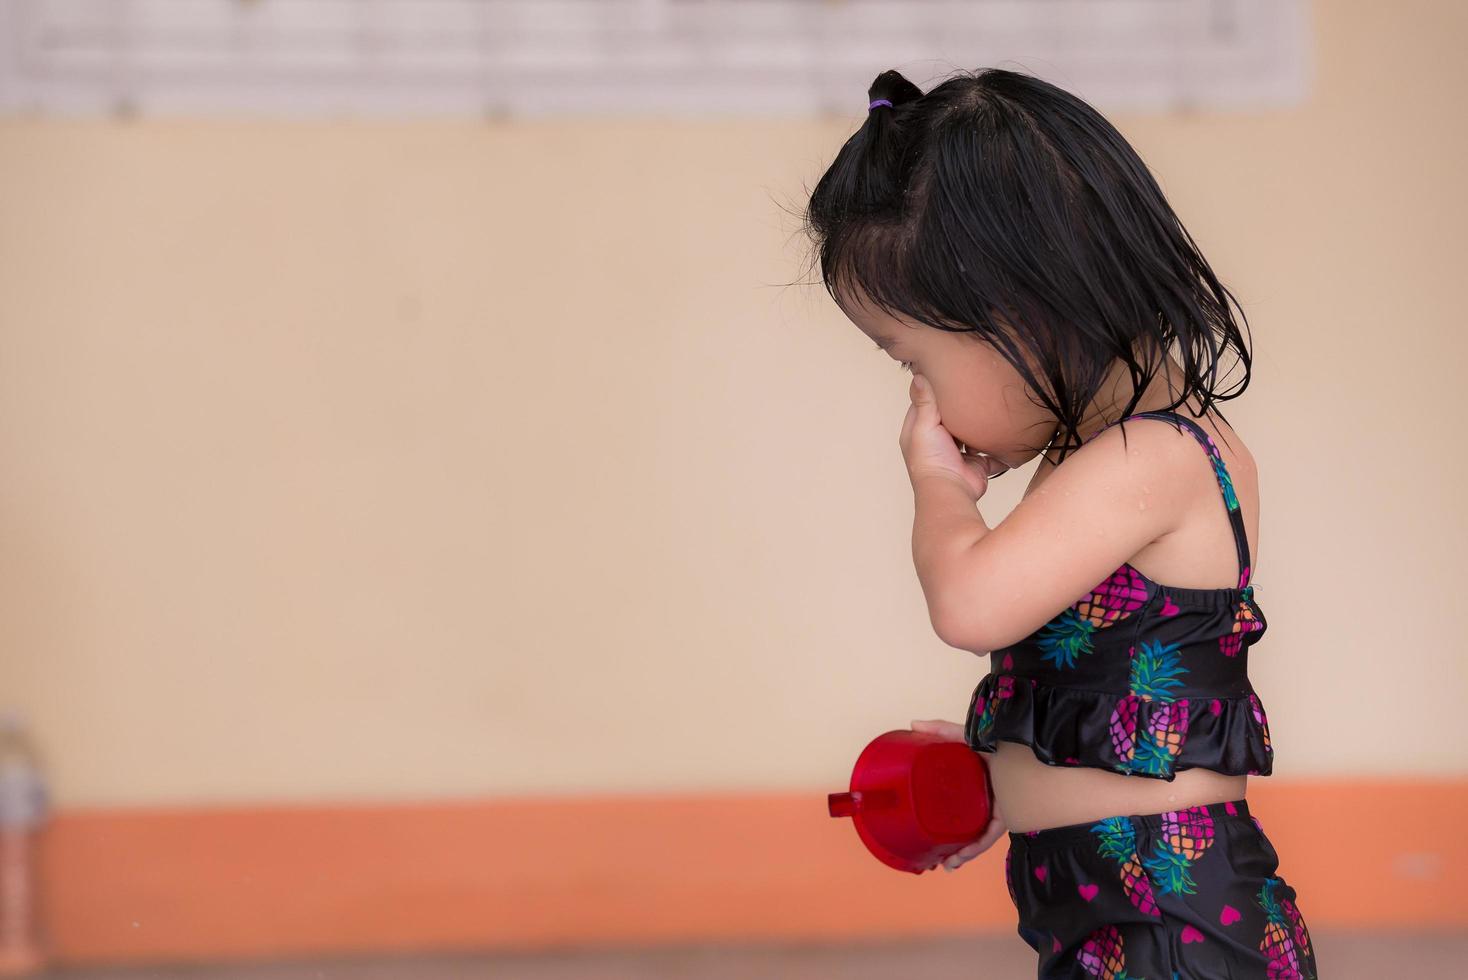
xmin=40 ymin=931 xmax=1468 ymax=979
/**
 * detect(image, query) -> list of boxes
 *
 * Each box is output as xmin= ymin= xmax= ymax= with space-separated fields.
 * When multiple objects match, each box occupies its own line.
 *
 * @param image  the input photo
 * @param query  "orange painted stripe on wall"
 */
xmin=35 ymin=779 xmax=1468 ymax=967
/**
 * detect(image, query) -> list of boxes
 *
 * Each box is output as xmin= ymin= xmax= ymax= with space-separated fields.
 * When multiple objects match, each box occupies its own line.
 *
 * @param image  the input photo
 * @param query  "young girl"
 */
xmin=802 ymin=68 xmax=1317 ymax=978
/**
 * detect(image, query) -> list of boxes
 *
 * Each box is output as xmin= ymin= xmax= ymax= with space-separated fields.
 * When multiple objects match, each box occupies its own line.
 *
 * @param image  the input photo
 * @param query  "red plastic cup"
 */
xmin=828 ymin=729 xmax=992 ymax=874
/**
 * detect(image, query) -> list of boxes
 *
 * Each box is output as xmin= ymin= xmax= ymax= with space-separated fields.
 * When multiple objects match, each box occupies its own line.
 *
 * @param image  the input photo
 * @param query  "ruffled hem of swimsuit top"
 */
xmin=963 ymin=674 xmax=1274 ymax=781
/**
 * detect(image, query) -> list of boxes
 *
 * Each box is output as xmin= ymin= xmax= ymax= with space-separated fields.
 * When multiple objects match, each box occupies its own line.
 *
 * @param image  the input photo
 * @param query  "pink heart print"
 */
xmin=1002 ymin=653 xmax=1014 ymax=669
xmin=1220 ymin=904 xmax=1242 ymax=925
xmin=1033 ymin=865 xmax=1047 ymax=882
xmin=1078 ymin=883 xmax=1099 ymax=902
xmin=1052 ymin=936 xmax=1062 ymax=952
xmin=1181 ymin=924 xmax=1205 ymax=944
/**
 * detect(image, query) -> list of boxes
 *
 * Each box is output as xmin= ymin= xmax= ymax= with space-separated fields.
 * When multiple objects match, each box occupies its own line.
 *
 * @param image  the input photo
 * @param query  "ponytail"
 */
xmin=808 ymin=69 xmax=926 ymax=228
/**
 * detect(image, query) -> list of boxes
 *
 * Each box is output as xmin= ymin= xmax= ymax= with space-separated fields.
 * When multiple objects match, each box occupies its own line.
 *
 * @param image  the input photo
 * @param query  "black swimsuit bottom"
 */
xmin=1005 ymin=798 xmax=1319 ymax=978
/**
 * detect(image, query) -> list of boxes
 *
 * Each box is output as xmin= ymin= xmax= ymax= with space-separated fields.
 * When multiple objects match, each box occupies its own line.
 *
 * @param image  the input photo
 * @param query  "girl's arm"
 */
xmin=898 ymin=375 xmax=1199 ymax=654
xmin=911 ymin=470 xmax=993 ymax=645
xmin=914 ymin=426 xmax=1195 ymax=654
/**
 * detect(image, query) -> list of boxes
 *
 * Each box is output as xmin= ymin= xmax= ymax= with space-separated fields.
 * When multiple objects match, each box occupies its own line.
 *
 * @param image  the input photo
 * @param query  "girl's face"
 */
xmin=837 ymin=290 xmax=1060 ymax=472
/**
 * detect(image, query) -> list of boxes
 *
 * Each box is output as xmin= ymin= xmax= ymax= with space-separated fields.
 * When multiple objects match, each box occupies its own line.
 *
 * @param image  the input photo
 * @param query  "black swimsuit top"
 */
xmin=963 ymin=410 xmax=1272 ymax=781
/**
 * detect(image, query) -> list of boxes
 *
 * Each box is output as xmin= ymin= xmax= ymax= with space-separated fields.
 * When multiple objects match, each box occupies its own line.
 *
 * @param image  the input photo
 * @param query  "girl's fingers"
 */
xmin=911 ymin=716 xmax=998 ymax=873
xmin=962 ymin=832 xmax=999 ymax=858
xmin=954 ymin=839 xmax=992 ymax=863
xmin=944 ymin=840 xmax=994 ymax=870
xmin=909 ymin=718 xmax=965 ymax=741
xmin=944 ymin=850 xmax=978 ymax=870
xmin=947 ymin=814 xmax=1008 ymax=868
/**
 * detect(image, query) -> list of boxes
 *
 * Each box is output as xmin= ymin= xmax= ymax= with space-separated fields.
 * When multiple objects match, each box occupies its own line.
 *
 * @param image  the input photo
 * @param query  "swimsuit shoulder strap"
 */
xmin=1084 ymin=410 xmax=1252 ymax=588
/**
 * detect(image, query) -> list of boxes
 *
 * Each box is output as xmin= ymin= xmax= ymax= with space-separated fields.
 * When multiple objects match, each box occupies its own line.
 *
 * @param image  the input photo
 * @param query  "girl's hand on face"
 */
xmin=900 ymin=375 xmax=1009 ymax=500
xmin=909 ymin=718 xmax=1008 ymax=872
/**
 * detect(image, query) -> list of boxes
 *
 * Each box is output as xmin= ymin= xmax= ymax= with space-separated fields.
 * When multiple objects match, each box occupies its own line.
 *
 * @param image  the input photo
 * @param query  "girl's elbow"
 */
xmin=930 ymin=603 xmax=993 ymax=654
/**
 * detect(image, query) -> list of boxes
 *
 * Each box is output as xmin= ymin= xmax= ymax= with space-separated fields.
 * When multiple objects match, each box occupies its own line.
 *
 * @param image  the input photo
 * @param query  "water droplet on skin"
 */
xmin=1138 ymin=501 xmax=1148 ymax=510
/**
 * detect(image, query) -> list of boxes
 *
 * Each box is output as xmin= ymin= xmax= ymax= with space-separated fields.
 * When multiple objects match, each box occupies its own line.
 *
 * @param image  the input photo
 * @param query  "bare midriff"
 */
xmin=987 ymin=735 xmax=1247 ymax=832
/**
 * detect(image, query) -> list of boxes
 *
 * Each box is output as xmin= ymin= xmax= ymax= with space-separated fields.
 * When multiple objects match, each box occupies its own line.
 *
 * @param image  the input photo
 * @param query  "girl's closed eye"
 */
xmin=871 ymin=342 xmax=912 ymax=373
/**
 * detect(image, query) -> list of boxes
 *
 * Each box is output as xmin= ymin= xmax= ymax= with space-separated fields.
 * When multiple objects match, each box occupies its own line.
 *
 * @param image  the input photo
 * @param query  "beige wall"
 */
xmin=1 ymin=2 xmax=1464 ymax=808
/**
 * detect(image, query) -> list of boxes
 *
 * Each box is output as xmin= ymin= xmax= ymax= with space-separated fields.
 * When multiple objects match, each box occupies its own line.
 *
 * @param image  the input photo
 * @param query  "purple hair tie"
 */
xmin=868 ymin=99 xmax=893 ymax=111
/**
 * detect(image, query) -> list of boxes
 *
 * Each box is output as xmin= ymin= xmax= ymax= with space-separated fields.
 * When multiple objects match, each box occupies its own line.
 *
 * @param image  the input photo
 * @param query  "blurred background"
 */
xmin=0 ymin=0 xmax=1464 ymax=977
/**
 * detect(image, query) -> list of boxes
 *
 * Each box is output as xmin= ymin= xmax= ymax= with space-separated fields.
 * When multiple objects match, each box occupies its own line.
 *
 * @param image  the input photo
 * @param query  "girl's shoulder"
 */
xmin=1028 ymin=409 xmax=1261 ymax=586
xmin=1028 ymin=409 xmax=1255 ymax=495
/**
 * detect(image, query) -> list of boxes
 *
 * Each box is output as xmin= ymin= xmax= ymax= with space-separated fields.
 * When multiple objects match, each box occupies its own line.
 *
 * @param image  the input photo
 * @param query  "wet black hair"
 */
xmin=794 ymin=67 xmax=1254 ymax=463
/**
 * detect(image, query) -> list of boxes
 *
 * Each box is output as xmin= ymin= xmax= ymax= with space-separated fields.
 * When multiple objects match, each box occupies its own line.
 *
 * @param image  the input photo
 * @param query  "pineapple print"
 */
xmin=1038 ymin=565 xmax=1149 ymax=669
xmin=1142 ymin=806 xmax=1216 ymax=895
xmin=1282 ymin=895 xmax=1314 ymax=965
xmin=1148 ymin=700 xmax=1189 ymax=763
xmin=1159 ymin=805 xmax=1216 ymax=861
xmin=1090 ymin=817 xmax=1159 ymax=916
xmin=1110 ymin=639 xmax=1191 ymax=776
xmin=971 ymin=674 xmax=1015 ymax=741
xmin=1077 ymin=924 xmax=1145 ymax=980
xmin=1257 ymin=877 xmax=1312 ymax=979
xmin=1219 ymin=584 xmax=1265 ymax=657
xmin=1249 ymin=692 xmax=1273 ymax=754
